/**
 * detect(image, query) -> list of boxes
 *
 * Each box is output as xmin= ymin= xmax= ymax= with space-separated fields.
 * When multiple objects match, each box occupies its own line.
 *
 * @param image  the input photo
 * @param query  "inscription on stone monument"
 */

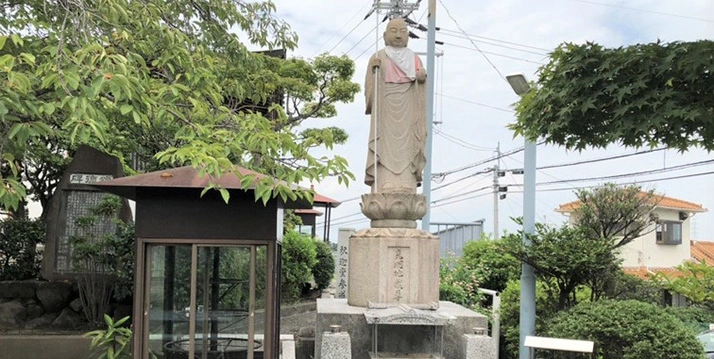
xmin=56 ymin=191 xmax=116 ymax=272
xmin=388 ymin=246 xmax=410 ymax=302
xmin=335 ymin=228 xmax=353 ymax=299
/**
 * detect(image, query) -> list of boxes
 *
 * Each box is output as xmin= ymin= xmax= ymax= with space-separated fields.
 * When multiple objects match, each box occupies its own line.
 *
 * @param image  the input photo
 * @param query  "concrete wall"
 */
xmin=0 ymin=335 xmax=92 ymax=359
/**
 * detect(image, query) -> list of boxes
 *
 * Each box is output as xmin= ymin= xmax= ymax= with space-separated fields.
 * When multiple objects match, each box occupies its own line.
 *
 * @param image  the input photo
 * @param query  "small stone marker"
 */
xmin=335 ymin=228 xmax=353 ymax=299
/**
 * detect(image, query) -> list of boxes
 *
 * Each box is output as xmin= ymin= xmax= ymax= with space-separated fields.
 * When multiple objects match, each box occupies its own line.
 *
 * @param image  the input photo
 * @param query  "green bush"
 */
xmin=0 ymin=218 xmax=45 ymax=281
xmin=498 ymin=279 xmax=563 ymax=359
xmin=546 ymin=299 xmax=706 ymax=359
xmin=461 ymin=236 xmax=520 ymax=293
xmin=439 ymin=253 xmax=482 ymax=309
xmin=666 ymin=306 xmax=714 ymax=334
xmin=312 ymin=240 xmax=334 ymax=290
xmin=281 ymin=231 xmax=317 ymax=301
xmin=603 ymin=272 xmax=662 ymax=305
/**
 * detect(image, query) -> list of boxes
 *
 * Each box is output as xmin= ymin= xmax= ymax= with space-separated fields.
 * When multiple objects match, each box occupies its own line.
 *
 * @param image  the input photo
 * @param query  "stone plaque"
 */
xmin=43 ymin=145 xmax=131 ymax=280
xmin=335 ymin=228 xmax=354 ymax=299
xmin=387 ymin=246 xmax=410 ymax=302
xmin=55 ymin=191 xmax=117 ymax=272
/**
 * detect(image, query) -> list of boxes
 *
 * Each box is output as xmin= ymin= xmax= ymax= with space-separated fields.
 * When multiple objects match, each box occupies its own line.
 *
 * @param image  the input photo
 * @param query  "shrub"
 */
xmin=603 ymin=272 xmax=662 ymax=305
xmin=439 ymin=253 xmax=482 ymax=309
xmin=0 ymin=218 xmax=45 ymax=281
xmin=281 ymin=231 xmax=317 ymax=301
xmin=312 ymin=240 xmax=334 ymax=290
xmin=546 ymin=299 xmax=706 ymax=359
xmin=461 ymin=236 xmax=520 ymax=293
xmin=498 ymin=279 xmax=563 ymax=359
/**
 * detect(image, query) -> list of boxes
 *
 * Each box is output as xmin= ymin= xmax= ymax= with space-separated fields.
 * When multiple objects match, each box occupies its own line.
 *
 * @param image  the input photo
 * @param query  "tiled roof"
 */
xmin=557 ymin=192 xmax=707 ymax=213
xmin=691 ymin=240 xmax=714 ymax=266
xmin=623 ymin=266 xmax=688 ymax=280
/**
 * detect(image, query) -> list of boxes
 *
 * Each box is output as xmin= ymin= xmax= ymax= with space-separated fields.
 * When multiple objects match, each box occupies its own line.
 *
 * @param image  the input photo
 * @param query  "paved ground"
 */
xmin=280 ymin=308 xmax=316 ymax=336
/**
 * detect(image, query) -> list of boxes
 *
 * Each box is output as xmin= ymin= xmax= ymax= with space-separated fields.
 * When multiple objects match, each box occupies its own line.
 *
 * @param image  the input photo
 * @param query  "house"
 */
xmin=557 ymin=192 xmax=707 ymax=271
xmin=557 ymin=192 xmax=708 ymax=306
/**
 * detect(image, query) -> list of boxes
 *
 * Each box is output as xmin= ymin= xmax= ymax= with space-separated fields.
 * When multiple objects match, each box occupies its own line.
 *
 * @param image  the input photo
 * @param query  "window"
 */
xmin=656 ymin=221 xmax=682 ymax=245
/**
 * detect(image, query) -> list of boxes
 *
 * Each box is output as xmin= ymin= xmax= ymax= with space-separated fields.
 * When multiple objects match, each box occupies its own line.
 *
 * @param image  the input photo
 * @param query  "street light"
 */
xmin=506 ymin=73 xmax=536 ymax=359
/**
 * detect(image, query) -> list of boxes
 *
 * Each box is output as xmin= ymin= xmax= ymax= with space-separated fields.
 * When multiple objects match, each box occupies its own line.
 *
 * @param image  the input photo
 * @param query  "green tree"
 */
xmin=654 ymin=260 xmax=714 ymax=310
xmin=570 ymin=183 xmax=658 ymax=249
xmin=281 ymin=231 xmax=317 ymax=302
xmin=0 ymin=217 xmax=44 ymax=280
xmin=510 ymin=41 xmax=714 ymax=151
xmin=546 ymin=300 xmax=706 ymax=359
xmin=503 ymin=222 xmax=618 ymax=310
xmin=312 ymin=239 xmax=335 ymax=290
xmin=0 ymin=0 xmax=359 ymax=213
xmin=460 ymin=235 xmax=521 ymax=293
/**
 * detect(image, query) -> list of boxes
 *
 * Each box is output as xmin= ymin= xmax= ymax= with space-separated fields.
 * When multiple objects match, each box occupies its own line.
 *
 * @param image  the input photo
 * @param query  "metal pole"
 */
xmin=493 ymin=144 xmax=500 ymax=240
xmin=372 ymin=10 xmax=380 ymax=193
xmin=519 ymin=138 xmax=537 ymax=359
xmin=421 ymin=0 xmax=436 ymax=231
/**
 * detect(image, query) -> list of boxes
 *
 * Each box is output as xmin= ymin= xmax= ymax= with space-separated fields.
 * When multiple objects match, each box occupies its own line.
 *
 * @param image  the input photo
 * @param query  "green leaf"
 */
xmin=120 ymin=104 xmax=133 ymax=115
xmin=0 ymin=36 xmax=6 ymax=50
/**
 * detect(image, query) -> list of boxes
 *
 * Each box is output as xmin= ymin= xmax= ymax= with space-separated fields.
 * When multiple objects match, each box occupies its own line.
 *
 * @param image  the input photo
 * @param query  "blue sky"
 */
xmin=269 ymin=0 xmax=714 ymax=240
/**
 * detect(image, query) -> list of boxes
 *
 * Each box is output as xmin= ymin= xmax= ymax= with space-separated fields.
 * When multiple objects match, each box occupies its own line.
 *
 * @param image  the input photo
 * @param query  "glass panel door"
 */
xmin=144 ymin=244 xmax=267 ymax=359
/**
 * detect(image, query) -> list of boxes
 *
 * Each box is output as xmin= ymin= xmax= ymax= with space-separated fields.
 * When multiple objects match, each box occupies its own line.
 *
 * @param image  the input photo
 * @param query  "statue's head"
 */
xmin=383 ymin=18 xmax=409 ymax=48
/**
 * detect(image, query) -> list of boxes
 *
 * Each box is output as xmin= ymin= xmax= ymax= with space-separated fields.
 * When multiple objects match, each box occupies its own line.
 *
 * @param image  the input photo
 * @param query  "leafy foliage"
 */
xmin=439 ymin=253 xmax=483 ymax=309
xmin=571 ymin=183 xmax=658 ymax=249
xmin=654 ymin=260 xmax=714 ymax=310
xmin=503 ymin=222 xmax=619 ymax=310
xmin=69 ymin=195 xmax=133 ymax=325
xmin=312 ymin=239 xmax=335 ymax=290
xmin=545 ymin=300 xmax=706 ymax=359
xmin=0 ymin=218 xmax=44 ymax=280
xmin=602 ymin=272 xmax=662 ymax=305
xmin=510 ymin=40 xmax=714 ymax=151
xmin=460 ymin=235 xmax=521 ymax=293
xmin=281 ymin=231 xmax=317 ymax=302
xmin=85 ymin=315 xmax=132 ymax=359
xmin=0 ymin=0 xmax=359 ymax=212
xmin=498 ymin=279 xmax=562 ymax=359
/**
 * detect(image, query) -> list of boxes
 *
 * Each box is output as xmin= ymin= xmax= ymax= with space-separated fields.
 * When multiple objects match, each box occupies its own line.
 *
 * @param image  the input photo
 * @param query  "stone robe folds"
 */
xmin=364 ymin=49 xmax=427 ymax=193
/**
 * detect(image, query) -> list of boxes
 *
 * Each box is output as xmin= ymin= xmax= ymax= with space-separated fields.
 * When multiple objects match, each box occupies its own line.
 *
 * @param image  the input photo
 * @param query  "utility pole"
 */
xmin=421 ymin=0 xmax=436 ymax=231
xmin=492 ymin=143 xmax=501 ymax=240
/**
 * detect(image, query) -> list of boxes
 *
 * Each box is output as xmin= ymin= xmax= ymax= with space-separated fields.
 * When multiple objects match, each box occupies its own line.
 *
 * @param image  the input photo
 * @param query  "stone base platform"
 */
xmin=348 ymin=228 xmax=440 ymax=307
xmin=315 ymin=299 xmax=490 ymax=359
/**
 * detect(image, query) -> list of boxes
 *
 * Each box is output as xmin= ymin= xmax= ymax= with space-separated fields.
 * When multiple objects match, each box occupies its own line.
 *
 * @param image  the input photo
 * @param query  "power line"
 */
xmin=437 ymin=31 xmax=549 ymax=56
xmin=437 ymin=93 xmax=515 ymax=113
xmin=316 ymin=0 xmax=373 ymax=55
xmin=569 ymin=0 xmax=714 ymax=24
xmin=537 ymin=148 xmax=667 ymax=170
xmin=509 ymin=170 xmax=714 ymax=194
xmin=437 ymin=0 xmax=507 ymax=81
xmin=434 ymin=128 xmax=497 ymax=152
xmin=438 ymin=28 xmax=551 ymax=52
xmin=511 ymin=159 xmax=714 ymax=187
xmin=438 ymin=41 xmax=547 ymax=65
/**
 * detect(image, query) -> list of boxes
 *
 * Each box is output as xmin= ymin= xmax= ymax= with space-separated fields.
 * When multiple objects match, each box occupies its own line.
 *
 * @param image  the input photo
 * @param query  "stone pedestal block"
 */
xmin=316 ymin=299 xmax=489 ymax=359
xmin=321 ymin=331 xmax=352 ymax=359
xmin=348 ymin=228 xmax=439 ymax=307
xmin=463 ymin=334 xmax=496 ymax=359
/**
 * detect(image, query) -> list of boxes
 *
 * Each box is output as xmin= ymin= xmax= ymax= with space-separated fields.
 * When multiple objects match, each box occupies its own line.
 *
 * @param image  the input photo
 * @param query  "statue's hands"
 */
xmin=370 ymin=57 xmax=381 ymax=71
xmin=416 ymin=68 xmax=427 ymax=83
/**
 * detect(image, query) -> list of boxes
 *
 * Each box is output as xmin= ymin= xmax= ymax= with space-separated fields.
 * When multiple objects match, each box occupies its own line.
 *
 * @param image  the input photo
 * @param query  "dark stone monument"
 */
xmin=42 ymin=145 xmax=132 ymax=281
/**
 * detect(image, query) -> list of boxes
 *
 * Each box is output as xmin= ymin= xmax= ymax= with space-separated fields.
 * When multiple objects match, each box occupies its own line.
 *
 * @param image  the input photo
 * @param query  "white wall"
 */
xmin=619 ymin=208 xmax=692 ymax=268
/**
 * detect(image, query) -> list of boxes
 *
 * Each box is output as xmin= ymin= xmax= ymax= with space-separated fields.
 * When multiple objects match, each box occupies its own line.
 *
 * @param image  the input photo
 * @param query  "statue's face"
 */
xmin=384 ymin=19 xmax=409 ymax=47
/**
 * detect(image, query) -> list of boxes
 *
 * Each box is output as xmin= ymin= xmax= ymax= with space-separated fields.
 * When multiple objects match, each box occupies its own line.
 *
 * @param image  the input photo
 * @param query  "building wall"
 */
xmin=619 ymin=208 xmax=692 ymax=268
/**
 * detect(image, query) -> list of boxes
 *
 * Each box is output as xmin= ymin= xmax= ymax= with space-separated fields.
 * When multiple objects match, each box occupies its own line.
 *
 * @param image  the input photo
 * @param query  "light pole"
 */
xmin=506 ymin=73 xmax=536 ymax=359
